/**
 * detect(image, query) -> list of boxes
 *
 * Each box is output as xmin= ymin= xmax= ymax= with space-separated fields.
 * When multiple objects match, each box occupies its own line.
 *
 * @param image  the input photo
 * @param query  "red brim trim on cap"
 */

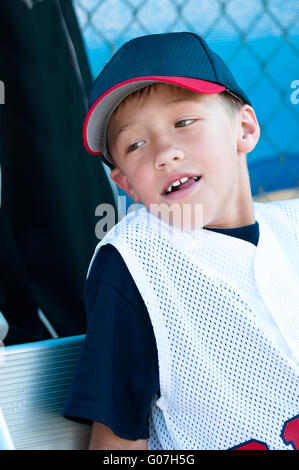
xmin=83 ymin=76 xmax=225 ymax=155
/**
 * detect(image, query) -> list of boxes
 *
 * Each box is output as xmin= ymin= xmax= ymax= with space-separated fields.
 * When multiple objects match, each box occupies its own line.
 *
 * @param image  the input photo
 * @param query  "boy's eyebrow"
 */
xmin=111 ymin=120 xmax=135 ymax=142
xmin=164 ymin=96 xmax=199 ymax=107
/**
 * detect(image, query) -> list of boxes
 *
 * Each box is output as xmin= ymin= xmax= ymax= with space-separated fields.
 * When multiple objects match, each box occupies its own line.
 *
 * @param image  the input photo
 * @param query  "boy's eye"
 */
xmin=175 ymin=119 xmax=195 ymax=128
xmin=126 ymin=140 xmax=144 ymax=153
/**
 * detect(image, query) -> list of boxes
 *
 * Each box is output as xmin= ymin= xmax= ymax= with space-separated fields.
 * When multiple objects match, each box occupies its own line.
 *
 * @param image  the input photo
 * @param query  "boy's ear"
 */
xmin=237 ymin=105 xmax=260 ymax=154
xmin=110 ymin=168 xmax=141 ymax=202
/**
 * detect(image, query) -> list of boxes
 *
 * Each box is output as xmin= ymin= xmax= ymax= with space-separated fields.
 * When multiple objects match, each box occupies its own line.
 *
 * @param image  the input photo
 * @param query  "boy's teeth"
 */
xmin=166 ymin=175 xmax=200 ymax=194
xmin=180 ymin=176 xmax=189 ymax=184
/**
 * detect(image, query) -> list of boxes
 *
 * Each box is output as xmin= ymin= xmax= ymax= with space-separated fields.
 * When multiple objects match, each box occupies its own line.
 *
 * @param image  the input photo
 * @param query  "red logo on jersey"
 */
xmin=231 ymin=414 xmax=299 ymax=450
xmin=232 ymin=440 xmax=269 ymax=450
xmin=281 ymin=416 xmax=299 ymax=450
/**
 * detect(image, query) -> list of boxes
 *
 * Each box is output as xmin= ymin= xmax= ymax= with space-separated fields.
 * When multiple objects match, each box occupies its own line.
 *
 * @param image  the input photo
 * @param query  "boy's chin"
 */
xmin=148 ymin=202 xmax=205 ymax=232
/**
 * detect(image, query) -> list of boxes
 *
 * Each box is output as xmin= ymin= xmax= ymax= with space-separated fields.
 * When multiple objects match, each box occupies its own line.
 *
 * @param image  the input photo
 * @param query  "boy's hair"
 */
xmin=110 ymin=83 xmax=244 ymax=120
xmin=107 ymin=84 xmax=244 ymax=167
xmin=217 ymin=90 xmax=245 ymax=116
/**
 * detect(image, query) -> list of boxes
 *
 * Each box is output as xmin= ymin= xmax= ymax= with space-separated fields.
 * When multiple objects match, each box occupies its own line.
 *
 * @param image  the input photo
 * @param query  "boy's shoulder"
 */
xmin=253 ymin=198 xmax=299 ymax=246
xmin=253 ymin=197 xmax=299 ymax=218
xmin=87 ymin=242 xmax=128 ymax=283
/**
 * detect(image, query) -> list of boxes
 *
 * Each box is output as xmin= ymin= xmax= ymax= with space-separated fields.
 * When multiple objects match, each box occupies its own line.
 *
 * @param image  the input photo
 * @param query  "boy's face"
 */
xmin=108 ymin=84 xmax=259 ymax=229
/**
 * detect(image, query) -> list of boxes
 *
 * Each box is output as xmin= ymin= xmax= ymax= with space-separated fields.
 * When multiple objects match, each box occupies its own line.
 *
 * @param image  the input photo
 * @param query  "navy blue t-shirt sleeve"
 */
xmin=63 ymin=244 xmax=159 ymax=440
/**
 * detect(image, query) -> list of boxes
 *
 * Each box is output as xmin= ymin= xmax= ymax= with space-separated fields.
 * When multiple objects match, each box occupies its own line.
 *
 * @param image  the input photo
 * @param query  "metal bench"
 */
xmin=0 ymin=335 xmax=91 ymax=450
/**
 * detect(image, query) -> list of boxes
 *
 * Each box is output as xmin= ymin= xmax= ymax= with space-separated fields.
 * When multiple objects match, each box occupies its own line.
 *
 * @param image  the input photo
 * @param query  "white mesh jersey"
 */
xmin=89 ymin=199 xmax=299 ymax=450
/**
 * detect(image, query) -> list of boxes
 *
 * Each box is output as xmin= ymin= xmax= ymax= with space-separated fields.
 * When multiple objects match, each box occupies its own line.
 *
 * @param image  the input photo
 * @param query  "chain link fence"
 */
xmin=74 ymin=0 xmax=299 ymax=202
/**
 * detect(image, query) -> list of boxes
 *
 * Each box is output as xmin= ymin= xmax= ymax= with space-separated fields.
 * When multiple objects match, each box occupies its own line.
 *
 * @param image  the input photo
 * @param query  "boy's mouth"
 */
xmin=163 ymin=175 xmax=201 ymax=196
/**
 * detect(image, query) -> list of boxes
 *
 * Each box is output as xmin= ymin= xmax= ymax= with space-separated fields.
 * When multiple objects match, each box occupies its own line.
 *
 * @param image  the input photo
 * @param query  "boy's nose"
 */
xmin=153 ymin=140 xmax=185 ymax=170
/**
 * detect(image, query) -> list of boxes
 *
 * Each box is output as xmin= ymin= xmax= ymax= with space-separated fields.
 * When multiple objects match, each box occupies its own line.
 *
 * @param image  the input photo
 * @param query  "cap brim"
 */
xmin=83 ymin=76 xmax=225 ymax=164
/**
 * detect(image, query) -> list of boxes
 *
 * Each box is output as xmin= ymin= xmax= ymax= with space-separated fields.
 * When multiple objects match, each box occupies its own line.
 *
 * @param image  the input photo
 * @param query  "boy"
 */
xmin=63 ymin=32 xmax=299 ymax=450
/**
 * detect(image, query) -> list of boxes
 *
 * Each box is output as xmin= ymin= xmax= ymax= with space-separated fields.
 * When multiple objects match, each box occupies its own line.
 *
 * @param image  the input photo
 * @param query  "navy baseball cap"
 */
xmin=83 ymin=32 xmax=251 ymax=168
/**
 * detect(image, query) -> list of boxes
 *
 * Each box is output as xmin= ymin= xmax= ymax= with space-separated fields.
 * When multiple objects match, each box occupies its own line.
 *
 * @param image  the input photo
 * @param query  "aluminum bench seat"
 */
xmin=0 ymin=335 xmax=91 ymax=450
